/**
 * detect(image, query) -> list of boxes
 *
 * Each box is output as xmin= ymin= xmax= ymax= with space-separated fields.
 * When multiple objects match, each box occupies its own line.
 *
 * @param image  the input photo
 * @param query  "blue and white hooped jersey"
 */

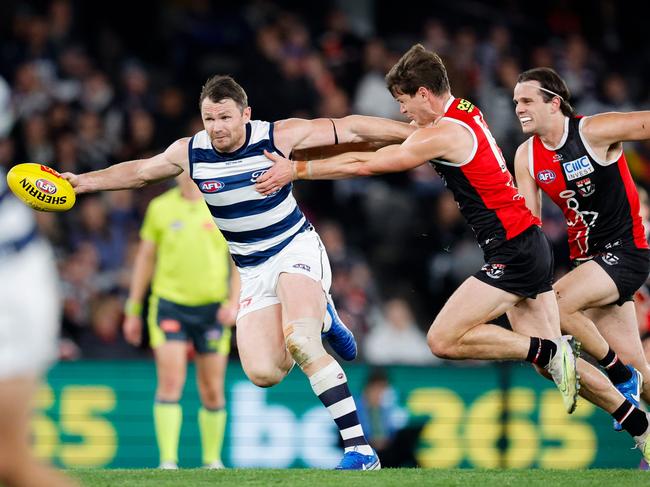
xmin=188 ymin=120 xmax=310 ymax=268
xmin=0 ymin=168 xmax=39 ymax=259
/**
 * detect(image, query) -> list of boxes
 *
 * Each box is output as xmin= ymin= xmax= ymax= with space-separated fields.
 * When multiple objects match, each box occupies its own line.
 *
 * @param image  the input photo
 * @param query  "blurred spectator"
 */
xmin=0 ymin=75 xmax=14 ymax=136
xmin=364 ymin=298 xmax=436 ymax=365
xmin=353 ymin=39 xmax=403 ymax=120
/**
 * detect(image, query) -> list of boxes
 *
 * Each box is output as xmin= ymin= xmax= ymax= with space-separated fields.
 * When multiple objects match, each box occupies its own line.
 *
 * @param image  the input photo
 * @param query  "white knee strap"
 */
xmin=284 ymin=318 xmax=326 ymax=368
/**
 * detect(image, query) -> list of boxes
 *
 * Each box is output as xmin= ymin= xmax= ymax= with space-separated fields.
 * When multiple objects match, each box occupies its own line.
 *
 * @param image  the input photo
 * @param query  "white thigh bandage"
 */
xmin=284 ymin=318 xmax=326 ymax=368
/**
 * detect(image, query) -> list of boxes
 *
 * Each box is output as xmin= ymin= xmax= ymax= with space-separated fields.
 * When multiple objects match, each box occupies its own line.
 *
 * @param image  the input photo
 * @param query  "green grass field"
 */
xmin=70 ymin=468 xmax=648 ymax=486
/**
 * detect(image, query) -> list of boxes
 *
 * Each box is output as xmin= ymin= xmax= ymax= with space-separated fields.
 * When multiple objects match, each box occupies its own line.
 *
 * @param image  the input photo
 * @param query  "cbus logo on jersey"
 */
xmin=576 ymin=178 xmax=595 ymax=197
xmin=481 ymin=263 xmax=506 ymax=279
xmin=562 ymin=156 xmax=594 ymax=181
xmin=536 ymin=169 xmax=556 ymax=184
xmin=199 ymin=180 xmax=225 ymax=193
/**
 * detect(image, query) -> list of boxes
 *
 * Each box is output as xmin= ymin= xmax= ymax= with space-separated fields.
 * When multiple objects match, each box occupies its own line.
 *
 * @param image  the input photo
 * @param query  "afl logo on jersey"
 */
xmin=562 ymin=156 xmax=594 ymax=181
xmin=536 ymin=169 xmax=556 ymax=184
xmin=35 ymin=178 xmax=57 ymax=194
xmin=199 ymin=180 xmax=224 ymax=193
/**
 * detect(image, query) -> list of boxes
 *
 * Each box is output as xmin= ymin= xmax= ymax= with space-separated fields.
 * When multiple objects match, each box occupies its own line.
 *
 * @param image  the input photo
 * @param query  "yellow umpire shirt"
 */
xmin=140 ymin=187 xmax=230 ymax=306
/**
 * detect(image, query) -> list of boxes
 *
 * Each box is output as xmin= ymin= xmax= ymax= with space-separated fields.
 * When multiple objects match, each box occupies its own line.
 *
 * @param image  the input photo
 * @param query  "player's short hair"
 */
xmin=199 ymin=75 xmax=248 ymax=112
xmin=517 ymin=67 xmax=575 ymax=116
xmin=385 ymin=43 xmax=450 ymax=97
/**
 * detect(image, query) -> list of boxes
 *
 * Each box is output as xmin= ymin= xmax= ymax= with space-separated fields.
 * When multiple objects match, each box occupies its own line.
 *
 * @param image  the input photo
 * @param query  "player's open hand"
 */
xmin=255 ymin=150 xmax=294 ymax=195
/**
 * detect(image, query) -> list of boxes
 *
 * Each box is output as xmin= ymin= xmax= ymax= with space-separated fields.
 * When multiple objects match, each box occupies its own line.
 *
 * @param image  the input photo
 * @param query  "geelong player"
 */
xmin=61 ymin=76 xmax=414 ymax=470
xmin=512 ymin=67 xmax=650 ymax=432
xmin=0 ymin=169 xmax=77 ymax=486
xmin=255 ymin=44 xmax=650 ymax=462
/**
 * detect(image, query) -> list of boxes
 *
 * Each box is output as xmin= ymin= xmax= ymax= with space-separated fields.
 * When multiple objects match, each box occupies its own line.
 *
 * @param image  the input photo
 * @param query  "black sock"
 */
xmin=612 ymin=400 xmax=648 ymax=437
xmin=526 ymin=337 xmax=557 ymax=368
xmin=598 ymin=348 xmax=632 ymax=385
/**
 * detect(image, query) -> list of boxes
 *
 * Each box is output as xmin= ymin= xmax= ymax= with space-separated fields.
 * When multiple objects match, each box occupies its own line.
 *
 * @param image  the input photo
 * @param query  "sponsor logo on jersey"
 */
xmin=481 ymin=263 xmax=506 ymax=279
xmin=206 ymin=329 xmax=223 ymax=341
xmin=456 ymin=99 xmax=475 ymax=112
xmin=160 ymin=319 xmax=181 ymax=333
xmin=199 ymin=180 xmax=224 ymax=193
xmin=552 ymin=153 xmax=564 ymax=162
xmin=562 ymin=155 xmax=594 ymax=181
xmin=601 ymin=252 xmax=619 ymax=266
xmin=537 ymin=169 xmax=556 ymax=184
xmin=35 ymin=178 xmax=57 ymax=194
xmin=605 ymin=239 xmax=622 ymax=249
xmin=576 ymin=178 xmax=595 ymax=197
xmin=292 ymin=263 xmax=311 ymax=272
xmin=240 ymin=296 xmax=253 ymax=308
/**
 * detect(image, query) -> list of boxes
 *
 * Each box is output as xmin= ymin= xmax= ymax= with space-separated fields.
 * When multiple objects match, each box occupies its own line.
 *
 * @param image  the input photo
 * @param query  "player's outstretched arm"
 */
xmin=61 ymin=138 xmax=189 ymax=194
xmin=513 ymin=140 xmax=542 ymax=219
xmin=256 ymin=124 xmax=456 ymax=195
xmin=274 ymin=116 xmax=414 ymax=154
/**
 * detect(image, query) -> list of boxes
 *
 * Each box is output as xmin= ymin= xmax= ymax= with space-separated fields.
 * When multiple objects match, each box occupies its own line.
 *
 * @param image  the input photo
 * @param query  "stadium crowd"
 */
xmin=1 ymin=0 xmax=650 ymax=361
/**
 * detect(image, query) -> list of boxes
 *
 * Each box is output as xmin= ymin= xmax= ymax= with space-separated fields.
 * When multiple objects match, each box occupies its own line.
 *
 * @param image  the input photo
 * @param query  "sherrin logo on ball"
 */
xmin=6 ymin=163 xmax=76 ymax=212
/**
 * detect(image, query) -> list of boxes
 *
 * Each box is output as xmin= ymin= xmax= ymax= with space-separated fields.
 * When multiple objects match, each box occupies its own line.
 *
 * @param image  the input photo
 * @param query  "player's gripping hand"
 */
xmin=255 ymin=150 xmax=295 ymax=195
xmin=123 ymin=315 xmax=143 ymax=346
xmin=60 ymin=172 xmax=81 ymax=192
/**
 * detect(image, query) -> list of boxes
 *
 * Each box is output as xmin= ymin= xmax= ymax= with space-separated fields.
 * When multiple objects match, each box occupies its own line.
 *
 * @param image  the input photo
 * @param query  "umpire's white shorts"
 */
xmin=236 ymin=228 xmax=332 ymax=319
xmin=0 ymin=240 xmax=59 ymax=380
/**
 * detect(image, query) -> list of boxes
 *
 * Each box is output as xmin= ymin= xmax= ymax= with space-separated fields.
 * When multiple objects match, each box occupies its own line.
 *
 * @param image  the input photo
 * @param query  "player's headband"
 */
xmin=519 ymin=82 xmax=565 ymax=101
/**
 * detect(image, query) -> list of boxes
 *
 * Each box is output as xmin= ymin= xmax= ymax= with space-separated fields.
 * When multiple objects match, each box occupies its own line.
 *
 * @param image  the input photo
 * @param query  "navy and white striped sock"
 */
xmin=309 ymin=361 xmax=373 ymax=455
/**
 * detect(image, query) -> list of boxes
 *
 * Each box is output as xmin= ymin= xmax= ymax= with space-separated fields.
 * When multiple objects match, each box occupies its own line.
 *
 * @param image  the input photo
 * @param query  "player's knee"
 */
xmin=246 ymin=369 xmax=284 ymax=388
xmin=198 ymin=383 xmax=225 ymax=409
xmin=427 ymin=326 xmax=458 ymax=359
xmin=155 ymin=379 xmax=184 ymax=402
xmin=284 ymin=318 xmax=326 ymax=368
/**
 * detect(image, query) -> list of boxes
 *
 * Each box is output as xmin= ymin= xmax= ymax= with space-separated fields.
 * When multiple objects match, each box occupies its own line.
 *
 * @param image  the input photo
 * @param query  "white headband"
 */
xmin=519 ymin=82 xmax=565 ymax=101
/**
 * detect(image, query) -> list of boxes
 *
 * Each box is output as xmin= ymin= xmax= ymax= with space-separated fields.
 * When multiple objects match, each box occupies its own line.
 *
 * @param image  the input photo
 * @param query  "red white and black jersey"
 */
xmin=528 ymin=116 xmax=648 ymax=260
xmin=431 ymin=97 xmax=540 ymax=250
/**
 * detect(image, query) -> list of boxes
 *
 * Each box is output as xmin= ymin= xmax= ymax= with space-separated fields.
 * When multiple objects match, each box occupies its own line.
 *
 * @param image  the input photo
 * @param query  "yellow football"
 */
xmin=6 ymin=163 xmax=76 ymax=212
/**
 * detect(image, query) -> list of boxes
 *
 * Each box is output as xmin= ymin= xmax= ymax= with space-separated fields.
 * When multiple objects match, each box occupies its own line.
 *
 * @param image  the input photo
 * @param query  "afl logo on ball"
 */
xmin=35 ymin=178 xmax=57 ymax=194
xmin=536 ymin=169 xmax=556 ymax=184
xmin=199 ymin=180 xmax=224 ymax=193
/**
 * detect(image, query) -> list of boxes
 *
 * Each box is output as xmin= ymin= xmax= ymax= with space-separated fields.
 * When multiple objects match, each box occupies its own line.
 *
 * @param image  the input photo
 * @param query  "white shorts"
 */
xmin=236 ymin=228 xmax=332 ymax=319
xmin=0 ymin=240 xmax=60 ymax=380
